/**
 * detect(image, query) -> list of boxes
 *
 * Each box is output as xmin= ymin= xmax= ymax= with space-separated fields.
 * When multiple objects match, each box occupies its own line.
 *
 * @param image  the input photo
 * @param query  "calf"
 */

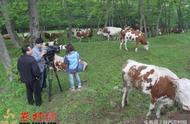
xmin=121 ymin=60 xmax=179 ymax=118
xmin=97 ymin=27 xmax=122 ymax=41
xmin=120 ymin=28 xmax=149 ymax=52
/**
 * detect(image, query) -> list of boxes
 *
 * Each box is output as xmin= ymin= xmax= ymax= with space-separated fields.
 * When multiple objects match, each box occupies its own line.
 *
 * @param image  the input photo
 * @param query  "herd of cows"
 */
xmin=43 ymin=26 xmax=189 ymax=119
xmin=2 ymin=26 xmax=184 ymax=53
xmin=2 ymin=26 xmax=189 ymax=118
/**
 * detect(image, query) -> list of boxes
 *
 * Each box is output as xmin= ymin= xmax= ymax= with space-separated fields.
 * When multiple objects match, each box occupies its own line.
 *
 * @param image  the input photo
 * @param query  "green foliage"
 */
xmin=1 ymin=32 xmax=190 ymax=123
xmin=1 ymin=0 xmax=189 ymax=31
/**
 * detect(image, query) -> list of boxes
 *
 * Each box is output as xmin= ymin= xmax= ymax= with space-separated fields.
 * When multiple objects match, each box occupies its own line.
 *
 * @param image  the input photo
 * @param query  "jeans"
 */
xmin=68 ymin=73 xmax=81 ymax=89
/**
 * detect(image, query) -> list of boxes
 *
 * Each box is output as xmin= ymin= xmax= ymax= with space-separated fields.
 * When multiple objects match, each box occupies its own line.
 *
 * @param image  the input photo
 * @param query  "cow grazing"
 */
xmin=97 ymin=27 xmax=122 ymax=41
xmin=120 ymin=28 xmax=149 ymax=52
xmin=121 ymin=60 xmax=179 ymax=118
xmin=72 ymin=28 xmax=93 ymax=41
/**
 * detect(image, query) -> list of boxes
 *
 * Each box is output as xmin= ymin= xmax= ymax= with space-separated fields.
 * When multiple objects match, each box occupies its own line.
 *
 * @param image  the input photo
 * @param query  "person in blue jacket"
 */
xmin=64 ymin=43 xmax=81 ymax=91
xmin=32 ymin=38 xmax=47 ymax=90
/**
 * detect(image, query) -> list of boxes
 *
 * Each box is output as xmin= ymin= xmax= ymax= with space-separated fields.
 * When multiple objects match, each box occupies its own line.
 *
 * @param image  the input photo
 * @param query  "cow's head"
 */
xmin=97 ymin=28 xmax=103 ymax=35
xmin=143 ymin=41 xmax=149 ymax=51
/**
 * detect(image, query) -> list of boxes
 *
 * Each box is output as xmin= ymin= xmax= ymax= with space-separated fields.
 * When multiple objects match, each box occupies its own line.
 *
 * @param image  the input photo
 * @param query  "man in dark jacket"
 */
xmin=17 ymin=45 xmax=42 ymax=106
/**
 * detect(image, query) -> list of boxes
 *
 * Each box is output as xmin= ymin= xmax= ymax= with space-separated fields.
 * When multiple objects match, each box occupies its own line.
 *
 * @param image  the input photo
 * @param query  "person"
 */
xmin=17 ymin=45 xmax=42 ymax=106
xmin=32 ymin=37 xmax=47 ymax=90
xmin=64 ymin=43 xmax=81 ymax=91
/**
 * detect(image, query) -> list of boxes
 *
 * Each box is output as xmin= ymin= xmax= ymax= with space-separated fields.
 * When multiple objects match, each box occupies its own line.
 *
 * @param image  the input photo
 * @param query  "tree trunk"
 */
xmin=0 ymin=0 xmax=20 ymax=48
xmin=139 ymin=0 xmax=147 ymax=37
xmin=28 ymin=0 xmax=39 ymax=43
xmin=0 ymin=33 xmax=12 ymax=81
xmin=177 ymin=0 xmax=183 ymax=29
xmin=64 ymin=0 xmax=73 ymax=42
xmin=156 ymin=2 xmax=163 ymax=35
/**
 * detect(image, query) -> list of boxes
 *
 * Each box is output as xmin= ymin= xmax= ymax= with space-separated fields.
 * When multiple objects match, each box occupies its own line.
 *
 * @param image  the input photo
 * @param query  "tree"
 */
xmin=0 ymin=33 xmax=12 ymax=81
xmin=28 ymin=0 xmax=39 ymax=42
xmin=139 ymin=0 xmax=147 ymax=37
xmin=156 ymin=0 xmax=163 ymax=35
xmin=0 ymin=0 xmax=20 ymax=48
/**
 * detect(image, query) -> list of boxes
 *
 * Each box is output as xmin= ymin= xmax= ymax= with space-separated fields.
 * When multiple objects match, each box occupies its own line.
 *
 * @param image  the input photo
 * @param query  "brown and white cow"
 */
xmin=41 ymin=42 xmax=66 ymax=71
xmin=121 ymin=60 xmax=179 ymax=118
xmin=72 ymin=28 xmax=93 ymax=41
xmin=54 ymin=54 xmax=67 ymax=71
xmin=172 ymin=78 xmax=190 ymax=111
xmin=97 ymin=27 xmax=122 ymax=41
xmin=120 ymin=28 xmax=149 ymax=52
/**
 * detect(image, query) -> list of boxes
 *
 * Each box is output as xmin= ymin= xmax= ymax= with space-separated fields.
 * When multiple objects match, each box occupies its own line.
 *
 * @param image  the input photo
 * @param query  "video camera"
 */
xmin=43 ymin=45 xmax=60 ymax=64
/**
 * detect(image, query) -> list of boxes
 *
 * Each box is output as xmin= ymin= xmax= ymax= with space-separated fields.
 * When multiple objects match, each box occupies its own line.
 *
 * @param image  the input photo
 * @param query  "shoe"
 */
xmin=70 ymin=88 xmax=75 ymax=92
xmin=78 ymin=85 xmax=81 ymax=89
xmin=77 ymin=86 xmax=82 ymax=91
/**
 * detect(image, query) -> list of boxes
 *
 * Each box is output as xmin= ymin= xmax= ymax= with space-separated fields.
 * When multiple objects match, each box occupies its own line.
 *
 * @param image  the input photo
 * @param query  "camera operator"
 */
xmin=32 ymin=37 xmax=47 ymax=90
xmin=17 ymin=45 xmax=42 ymax=106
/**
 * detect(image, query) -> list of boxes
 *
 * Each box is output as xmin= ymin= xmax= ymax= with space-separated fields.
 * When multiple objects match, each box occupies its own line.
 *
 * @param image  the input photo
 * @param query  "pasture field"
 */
xmin=1 ymin=32 xmax=190 ymax=123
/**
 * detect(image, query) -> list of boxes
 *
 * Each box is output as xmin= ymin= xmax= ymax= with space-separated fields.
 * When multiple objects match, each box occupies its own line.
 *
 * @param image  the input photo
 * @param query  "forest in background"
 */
xmin=1 ymin=0 xmax=190 ymax=34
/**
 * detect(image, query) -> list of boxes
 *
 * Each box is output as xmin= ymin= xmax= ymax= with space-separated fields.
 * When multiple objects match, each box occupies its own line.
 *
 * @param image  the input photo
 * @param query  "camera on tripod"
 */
xmin=42 ymin=45 xmax=63 ymax=102
xmin=43 ymin=45 xmax=60 ymax=64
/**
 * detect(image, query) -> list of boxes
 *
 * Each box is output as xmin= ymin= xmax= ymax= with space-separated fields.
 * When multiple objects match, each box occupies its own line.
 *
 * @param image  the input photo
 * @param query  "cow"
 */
xmin=42 ymin=42 xmax=67 ymax=71
xmin=97 ymin=27 xmax=122 ymax=41
xmin=121 ymin=60 xmax=179 ymax=118
xmin=2 ymin=34 xmax=11 ymax=40
xmin=54 ymin=54 xmax=67 ymax=71
xmin=120 ymin=27 xmax=149 ymax=52
xmin=171 ymin=27 xmax=184 ymax=33
xmin=72 ymin=28 xmax=93 ymax=41
xmin=43 ymin=32 xmax=62 ymax=41
xmin=172 ymin=78 xmax=190 ymax=111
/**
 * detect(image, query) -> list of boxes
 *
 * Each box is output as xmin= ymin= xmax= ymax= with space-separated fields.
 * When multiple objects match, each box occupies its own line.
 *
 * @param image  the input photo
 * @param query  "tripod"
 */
xmin=46 ymin=61 xmax=63 ymax=102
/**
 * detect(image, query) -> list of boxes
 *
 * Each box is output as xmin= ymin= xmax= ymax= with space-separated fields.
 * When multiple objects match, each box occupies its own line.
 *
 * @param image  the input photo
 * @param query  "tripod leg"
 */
xmin=47 ymin=67 xmax=53 ymax=102
xmin=53 ymin=69 xmax=63 ymax=92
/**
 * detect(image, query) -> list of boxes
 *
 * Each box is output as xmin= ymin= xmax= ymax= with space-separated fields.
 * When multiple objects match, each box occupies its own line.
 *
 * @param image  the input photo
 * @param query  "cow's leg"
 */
xmin=107 ymin=35 xmax=110 ymax=41
xmin=135 ymin=41 xmax=139 ymax=52
xmin=146 ymin=103 xmax=156 ymax=118
xmin=124 ymin=39 xmax=128 ymax=51
xmin=121 ymin=86 xmax=131 ymax=108
xmin=155 ymin=98 xmax=174 ymax=118
xmin=120 ymin=39 xmax=124 ymax=49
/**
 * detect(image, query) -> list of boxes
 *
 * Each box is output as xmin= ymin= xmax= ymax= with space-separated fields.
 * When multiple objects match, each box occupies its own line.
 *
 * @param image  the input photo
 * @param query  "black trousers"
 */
xmin=25 ymin=80 xmax=42 ymax=106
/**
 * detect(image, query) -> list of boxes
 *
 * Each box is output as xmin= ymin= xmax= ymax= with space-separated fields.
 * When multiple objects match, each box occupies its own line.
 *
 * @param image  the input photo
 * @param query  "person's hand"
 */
xmin=41 ymin=50 xmax=47 ymax=56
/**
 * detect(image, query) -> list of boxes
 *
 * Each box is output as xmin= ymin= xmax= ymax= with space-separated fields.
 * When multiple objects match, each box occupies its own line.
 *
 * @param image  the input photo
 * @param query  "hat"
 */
xmin=35 ymin=37 xmax=44 ymax=44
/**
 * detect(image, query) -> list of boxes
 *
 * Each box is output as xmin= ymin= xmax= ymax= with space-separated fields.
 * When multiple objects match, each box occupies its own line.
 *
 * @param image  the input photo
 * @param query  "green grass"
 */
xmin=1 ymin=32 xmax=190 ymax=123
